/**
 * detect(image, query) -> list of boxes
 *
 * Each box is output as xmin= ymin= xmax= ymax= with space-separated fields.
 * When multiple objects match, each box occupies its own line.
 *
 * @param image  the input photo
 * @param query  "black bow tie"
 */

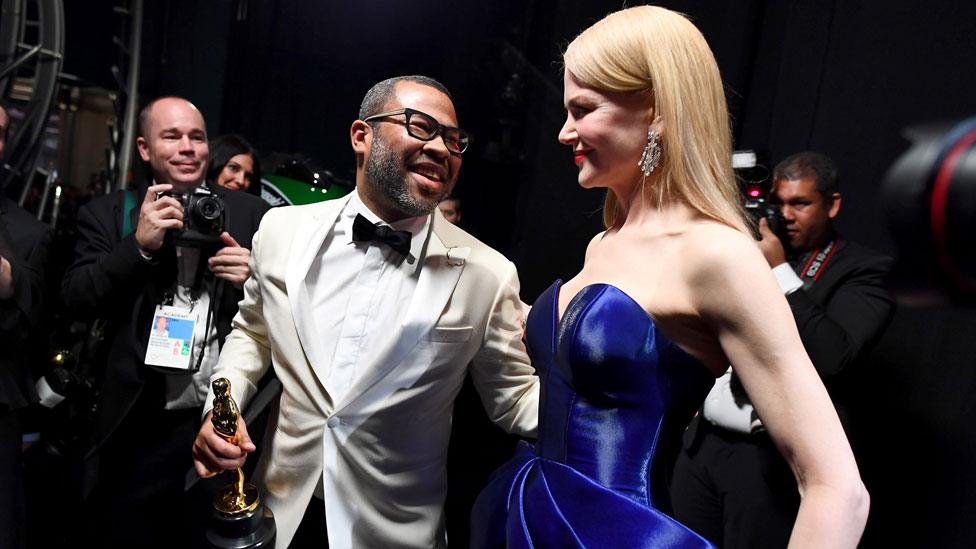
xmin=352 ymin=213 xmax=412 ymax=257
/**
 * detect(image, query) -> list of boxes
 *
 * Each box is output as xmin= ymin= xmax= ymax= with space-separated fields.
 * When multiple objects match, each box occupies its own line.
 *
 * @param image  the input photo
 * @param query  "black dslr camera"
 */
xmin=158 ymin=185 xmax=226 ymax=249
xmin=734 ymin=150 xmax=786 ymax=240
xmin=743 ymin=192 xmax=786 ymax=239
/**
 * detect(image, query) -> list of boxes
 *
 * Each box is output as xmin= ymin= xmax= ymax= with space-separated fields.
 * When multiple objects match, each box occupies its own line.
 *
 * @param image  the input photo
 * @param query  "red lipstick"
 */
xmin=574 ymin=152 xmax=587 ymax=165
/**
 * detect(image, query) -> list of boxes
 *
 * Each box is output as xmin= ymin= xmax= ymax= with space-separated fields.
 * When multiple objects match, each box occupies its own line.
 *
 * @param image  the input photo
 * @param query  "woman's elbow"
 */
xmin=850 ymin=479 xmax=870 ymax=531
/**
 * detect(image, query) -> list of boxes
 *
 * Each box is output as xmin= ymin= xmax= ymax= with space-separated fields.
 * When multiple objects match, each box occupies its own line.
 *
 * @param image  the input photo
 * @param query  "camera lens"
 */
xmin=883 ymin=118 xmax=976 ymax=298
xmin=195 ymin=196 xmax=223 ymax=221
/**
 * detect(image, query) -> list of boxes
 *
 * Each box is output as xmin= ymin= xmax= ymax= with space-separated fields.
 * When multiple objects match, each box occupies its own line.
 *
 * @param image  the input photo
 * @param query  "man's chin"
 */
xmin=409 ymin=201 xmax=439 ymax=217
xmin=786 ymin=240 xmax=810 ymax=255
xmin=410 ymin=188 xmax=450 ymax=213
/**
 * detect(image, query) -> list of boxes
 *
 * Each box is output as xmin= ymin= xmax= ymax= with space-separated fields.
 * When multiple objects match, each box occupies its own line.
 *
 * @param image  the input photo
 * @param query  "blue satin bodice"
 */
xmin=532 ymin=281 xmax=715 ymax=509
xmin=471 ymin=280 xmax=716 ymax=548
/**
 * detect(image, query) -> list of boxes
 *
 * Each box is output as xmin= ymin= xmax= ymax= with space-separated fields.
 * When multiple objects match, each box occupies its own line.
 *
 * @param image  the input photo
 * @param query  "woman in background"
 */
xmin=207 ymin=134 xmax=262 ymax=196
xmin=471 ymin=6 xmax=867 ymax=548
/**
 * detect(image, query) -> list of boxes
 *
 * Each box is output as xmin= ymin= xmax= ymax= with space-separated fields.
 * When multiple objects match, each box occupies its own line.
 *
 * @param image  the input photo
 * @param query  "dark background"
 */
xmin=62 ymin=1 xmax=976 ymax=547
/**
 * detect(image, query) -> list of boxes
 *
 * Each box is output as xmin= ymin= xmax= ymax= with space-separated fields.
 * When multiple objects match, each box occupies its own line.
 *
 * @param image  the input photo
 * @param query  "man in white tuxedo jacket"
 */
xmin=191 ymin=75 xmax=539 ymax=548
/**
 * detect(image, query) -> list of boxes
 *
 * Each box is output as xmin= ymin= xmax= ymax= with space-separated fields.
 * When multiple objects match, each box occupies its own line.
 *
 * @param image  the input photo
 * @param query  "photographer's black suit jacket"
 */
xmin=781 ymin=237 xmax=895 ymax=430
xmin=0 ymin=196 xmax=51 ymax=409
xmin=62 ymin=183 xmax=269 ymax=453
xmin=0 ymin=196 xmax=51 ymax=549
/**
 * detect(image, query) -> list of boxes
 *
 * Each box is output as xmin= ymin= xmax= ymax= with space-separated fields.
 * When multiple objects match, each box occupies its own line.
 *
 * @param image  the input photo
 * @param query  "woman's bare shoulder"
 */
xmin=681 ymin=222 xmax=761 ymax=268
xmin=584 ymin=230 xmax=609 ymax=260
xmin=676 ymin=222 xmax=784 ymax=320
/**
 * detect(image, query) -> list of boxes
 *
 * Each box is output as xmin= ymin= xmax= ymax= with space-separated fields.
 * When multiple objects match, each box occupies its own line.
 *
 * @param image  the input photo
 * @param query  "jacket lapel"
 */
xmin=285 ymin=195 xmax=352 ymax=393
xmin=333 ymin=222 xmax=471 ymax=414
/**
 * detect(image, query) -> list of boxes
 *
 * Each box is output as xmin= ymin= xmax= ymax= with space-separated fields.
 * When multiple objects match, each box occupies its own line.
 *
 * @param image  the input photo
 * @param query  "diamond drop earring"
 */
xmin=638 ymin=128 xmax=661 ymax=176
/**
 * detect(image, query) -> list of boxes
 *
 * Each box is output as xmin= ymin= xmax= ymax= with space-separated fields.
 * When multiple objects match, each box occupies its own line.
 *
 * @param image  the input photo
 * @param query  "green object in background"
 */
xmin=260 ymin=173 xmax=351 ymax=207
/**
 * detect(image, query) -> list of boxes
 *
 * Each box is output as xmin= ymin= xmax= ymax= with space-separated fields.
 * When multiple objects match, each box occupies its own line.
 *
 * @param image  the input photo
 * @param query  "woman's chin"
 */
xmin=577 ymin=176 xmax=604 ymax=190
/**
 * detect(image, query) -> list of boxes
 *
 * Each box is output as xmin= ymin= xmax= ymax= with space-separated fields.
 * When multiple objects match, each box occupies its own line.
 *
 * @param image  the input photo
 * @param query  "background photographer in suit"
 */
xmin=0 ymin=103 xmax=52 ymax=549
xmin=62 ymin=96 xmax=269 ymax=547
xmin=671 ymin=151 xmax=895 ymax=549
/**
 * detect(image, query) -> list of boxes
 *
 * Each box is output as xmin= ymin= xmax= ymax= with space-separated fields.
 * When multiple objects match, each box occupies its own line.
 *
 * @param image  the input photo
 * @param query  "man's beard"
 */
xmin=365 ymin=136 xmax=446 ymax=217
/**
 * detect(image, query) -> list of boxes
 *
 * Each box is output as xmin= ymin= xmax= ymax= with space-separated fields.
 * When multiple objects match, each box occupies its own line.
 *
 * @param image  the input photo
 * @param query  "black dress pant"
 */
xmin=290 ymin=496 xmax=329 ymax=548
xmin=0 ymin=407 xmax=24 ymax=549
xmin=84 ymin=402 xmax=207 ymax=549
xmin=671 ymin=421 xmax=799 ymax=549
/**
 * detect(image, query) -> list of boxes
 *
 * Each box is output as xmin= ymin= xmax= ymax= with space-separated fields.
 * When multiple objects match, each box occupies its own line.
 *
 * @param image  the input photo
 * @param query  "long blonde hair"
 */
xmin=564 ymin=6 xmax=749 ymax=233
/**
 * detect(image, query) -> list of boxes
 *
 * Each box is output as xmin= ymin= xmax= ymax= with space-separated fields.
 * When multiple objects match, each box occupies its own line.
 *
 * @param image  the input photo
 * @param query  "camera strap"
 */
xmin=795 ymin=236 xmax=841 ymax=283
xmin=121 ymin=190 xmax=137 ymax=237
xmin=194 ymin=275 xmax=218 ymax=372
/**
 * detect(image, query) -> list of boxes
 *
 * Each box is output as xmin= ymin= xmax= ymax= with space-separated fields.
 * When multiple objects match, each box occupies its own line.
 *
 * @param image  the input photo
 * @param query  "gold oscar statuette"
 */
xmin=210 ymin=378 xmax=260 ymax=515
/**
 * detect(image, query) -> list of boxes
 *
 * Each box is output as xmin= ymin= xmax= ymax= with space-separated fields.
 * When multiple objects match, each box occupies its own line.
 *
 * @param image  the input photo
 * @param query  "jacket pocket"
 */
xmin=424 ymin=325 xmax=473 ymax=343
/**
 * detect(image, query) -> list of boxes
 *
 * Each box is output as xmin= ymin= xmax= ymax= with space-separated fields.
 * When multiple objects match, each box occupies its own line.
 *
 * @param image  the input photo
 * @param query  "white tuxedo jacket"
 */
xmin=207 ymin=195 xmax=539 ymax=548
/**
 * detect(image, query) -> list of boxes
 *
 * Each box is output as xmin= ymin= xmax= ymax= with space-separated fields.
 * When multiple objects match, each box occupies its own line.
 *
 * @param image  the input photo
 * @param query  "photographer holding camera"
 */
xmin=62 ymin=96 xmax=269 ymax=547
xmin=671 ymin=152 xmax=896 ymax=549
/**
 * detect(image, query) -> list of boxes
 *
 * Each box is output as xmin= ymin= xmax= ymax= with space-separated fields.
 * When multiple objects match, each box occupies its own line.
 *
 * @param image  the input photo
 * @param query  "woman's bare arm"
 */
xmin=687 ymin=227 xmax=868 ymax=548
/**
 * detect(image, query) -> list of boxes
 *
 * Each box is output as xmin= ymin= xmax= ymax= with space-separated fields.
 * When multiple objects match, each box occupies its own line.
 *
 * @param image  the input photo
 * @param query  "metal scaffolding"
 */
xmin=0 ymin=0 xmax=64 ymax=211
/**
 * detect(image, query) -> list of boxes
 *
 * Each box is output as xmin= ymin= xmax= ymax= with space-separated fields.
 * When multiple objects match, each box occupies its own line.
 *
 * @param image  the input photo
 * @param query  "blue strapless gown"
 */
xmin=471 ymin=281 xmax=716 ymax=548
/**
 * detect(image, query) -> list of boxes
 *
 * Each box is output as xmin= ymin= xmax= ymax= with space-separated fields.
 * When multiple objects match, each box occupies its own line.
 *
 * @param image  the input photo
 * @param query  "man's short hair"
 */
xmin=773 ymin=151 xmax=839 ymax=199
xmin=358 ymin=76 xmax=452 ymax=120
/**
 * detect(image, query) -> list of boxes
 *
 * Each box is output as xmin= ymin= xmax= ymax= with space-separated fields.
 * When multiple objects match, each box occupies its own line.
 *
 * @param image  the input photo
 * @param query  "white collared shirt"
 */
xmin=306 ymin=192 xmax=431 ymax=403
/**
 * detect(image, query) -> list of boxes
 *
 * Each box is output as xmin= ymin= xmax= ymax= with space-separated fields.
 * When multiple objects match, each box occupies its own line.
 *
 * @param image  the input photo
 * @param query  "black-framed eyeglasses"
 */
xmin=362 ymin=107 xmax=471 ymax=154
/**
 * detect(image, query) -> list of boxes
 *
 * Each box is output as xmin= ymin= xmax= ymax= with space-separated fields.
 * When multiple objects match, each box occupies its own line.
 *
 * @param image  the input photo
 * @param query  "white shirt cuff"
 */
xmin=702 ymin=367 xmax=754 ymax=434
xmin=772 ymin=263 xmax=803 ymax=295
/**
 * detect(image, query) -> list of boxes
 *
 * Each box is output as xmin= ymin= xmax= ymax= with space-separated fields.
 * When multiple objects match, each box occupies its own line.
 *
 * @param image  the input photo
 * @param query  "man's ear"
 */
xmin=827 ymin=192 xmax=842 ymax=219
xmin=136 ymin=136 xmax=150 ymax=162
xmin=350 ymin=120 xmax=371 ymax=156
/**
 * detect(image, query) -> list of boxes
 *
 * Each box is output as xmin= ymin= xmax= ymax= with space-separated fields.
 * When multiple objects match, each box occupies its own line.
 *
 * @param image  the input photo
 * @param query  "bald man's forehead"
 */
xmin=146 ymin=99 xmax=206 ymax=136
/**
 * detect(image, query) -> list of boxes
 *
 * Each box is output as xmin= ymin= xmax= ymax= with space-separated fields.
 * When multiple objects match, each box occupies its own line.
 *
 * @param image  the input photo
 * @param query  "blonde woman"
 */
xmin=471 ymin=6 xmax=867 ymax=548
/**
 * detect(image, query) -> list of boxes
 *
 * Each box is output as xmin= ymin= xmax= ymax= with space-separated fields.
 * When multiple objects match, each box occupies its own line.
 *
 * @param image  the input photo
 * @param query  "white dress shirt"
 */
xmin=306 ymin=192 xmax=430 ymax=403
